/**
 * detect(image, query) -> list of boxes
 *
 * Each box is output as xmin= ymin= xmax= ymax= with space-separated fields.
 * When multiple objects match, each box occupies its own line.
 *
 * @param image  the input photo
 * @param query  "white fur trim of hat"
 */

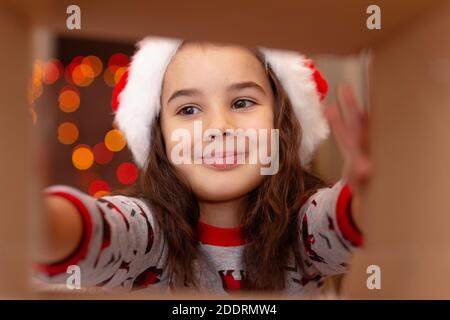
xmin=114 ymin=36 xmax=330 ymax=170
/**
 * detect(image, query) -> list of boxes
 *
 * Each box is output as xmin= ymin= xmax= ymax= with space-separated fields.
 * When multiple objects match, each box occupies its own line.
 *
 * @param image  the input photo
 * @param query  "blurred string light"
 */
xmin=77 ymin=170 xmax=100 ymax=192
xmin=30 ymin=52 xmax=135 ymax=191
xmin=29 ymin=59 xmax=64 ymax=124
xmin=72 ymin=144 xmax=94 ymax=170
xmin=116 ymin=162 xmax=138 ymax=185
xmin=58 ymin=85 xmax=80 ymax=113
xmin=83 ymin=56 xmax=103 ymax=77
xmin=93 ymin=142 xmax=113 ymax=165
xmin=89 ymin=179 xmax=110 ymax=198
xmin=43 ymin=59 xmax=64 ymax=85
xmin=64 ymin=55 xmax=103 ymax=87
xmin=94 ymin=190 xmax=110 ymax=198
xmin=104 ymin=129 xmax=126 ymax=152
xmin=72 ymin=63 xmax=94 ymax=87
xmin=29 ymin=60 xmax=44 ymax=102
xmin=57 ymin=121 xmax=79 ymax=145
xmin=28 ymin=61 xmax=43 ymax=124
xmin=30 ymin=61 xmax=44 ymax=100
xmin=103 ymin=53 xmax=129 ymax=87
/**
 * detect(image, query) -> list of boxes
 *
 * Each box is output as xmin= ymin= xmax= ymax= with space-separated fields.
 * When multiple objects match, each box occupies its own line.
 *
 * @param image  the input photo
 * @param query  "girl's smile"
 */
xmin=201 ymin=150 xmax=248 ymax=170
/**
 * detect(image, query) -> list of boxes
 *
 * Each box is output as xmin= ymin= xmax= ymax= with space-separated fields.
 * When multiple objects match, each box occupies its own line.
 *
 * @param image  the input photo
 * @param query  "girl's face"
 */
xmin=160 ymin=43 xmax=275 ymax=202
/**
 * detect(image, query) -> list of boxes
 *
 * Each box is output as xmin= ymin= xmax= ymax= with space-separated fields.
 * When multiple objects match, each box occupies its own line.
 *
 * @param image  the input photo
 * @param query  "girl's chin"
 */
xmin=191 ymin=169 xmax=265 ymax=201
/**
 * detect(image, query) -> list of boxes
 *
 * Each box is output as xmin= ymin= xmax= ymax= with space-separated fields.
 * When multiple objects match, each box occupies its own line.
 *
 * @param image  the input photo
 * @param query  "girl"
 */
xmin=35 ymin=37 xmax=372 ymax=295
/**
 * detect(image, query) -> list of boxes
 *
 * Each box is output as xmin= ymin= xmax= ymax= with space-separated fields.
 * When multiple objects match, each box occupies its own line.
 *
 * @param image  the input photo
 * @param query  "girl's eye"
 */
xmin=232 ymin=99 xmax=255 ymax=110
xmin=177 ymin=105 xmax=201 ymax=116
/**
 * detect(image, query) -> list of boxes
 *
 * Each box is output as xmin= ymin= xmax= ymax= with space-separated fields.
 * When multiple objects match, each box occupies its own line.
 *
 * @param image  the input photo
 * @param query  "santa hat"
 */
xmin=113 ymin=36 xmax=329 ymax=170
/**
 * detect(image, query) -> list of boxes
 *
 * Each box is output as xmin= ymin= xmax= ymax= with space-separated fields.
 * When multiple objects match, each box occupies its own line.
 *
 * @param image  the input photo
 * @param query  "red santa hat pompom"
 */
xmin=112 ymin=37 xmax=329 ymax=170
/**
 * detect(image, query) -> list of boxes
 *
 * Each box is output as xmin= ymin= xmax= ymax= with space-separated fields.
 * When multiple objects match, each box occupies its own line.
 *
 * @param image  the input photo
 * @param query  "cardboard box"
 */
xmin=1 ymin=0 xmax=449 ymax=299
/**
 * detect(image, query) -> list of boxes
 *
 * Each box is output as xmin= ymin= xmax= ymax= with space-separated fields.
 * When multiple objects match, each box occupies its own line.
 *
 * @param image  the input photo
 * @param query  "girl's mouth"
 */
xmin=201 ymin=151 xmax=247 ymax=170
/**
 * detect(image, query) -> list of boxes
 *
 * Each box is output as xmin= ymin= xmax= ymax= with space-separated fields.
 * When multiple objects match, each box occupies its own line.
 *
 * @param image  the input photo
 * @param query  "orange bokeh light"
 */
xmin=72 ymin=63 xmax=95 ymax=87
xmin=104 ymin=53 xmax=129 ymax=87
xmin=29 ymin=80 xmax=43 ymax=103
xmin=33 ymin=60 xmax=44 ymax=83
xmin=57 ymin=122 xmax=79 ymax=145
xmin=104 ymin=129 xmax=126 ymax=152
xmin=59 ymin=86 xmax=80 ymax=113
xmin=29 ymin=60 xmax=45 ymax=104
xmin=103 ymin=65 xmax=118 ymax=87
xmin=72 ymin=145 xmax=94 ymax=170
xmin=64 ymin=56 xmax=83 ymax=85
xmin=114 ymin=67 xmax=127 ymax=84
xmin=83 ymin=55 xmax=103 ymax=77
xmin=64 ymin=55 xmax=102 ymax=87
xmin=94 ymin=190 xmax=110 ymax=198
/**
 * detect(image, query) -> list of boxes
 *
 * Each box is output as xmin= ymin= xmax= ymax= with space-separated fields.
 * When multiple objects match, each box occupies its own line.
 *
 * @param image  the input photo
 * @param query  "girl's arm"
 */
xmin=298 ymin=83 xmax=373 ymax=276
xmin=298 ymin=180 xmax=362 ymax=276
xmin=34 ymin=185 xmax=162 ymax=290
xmin=323 ymin=83 xmax=372 ymax=233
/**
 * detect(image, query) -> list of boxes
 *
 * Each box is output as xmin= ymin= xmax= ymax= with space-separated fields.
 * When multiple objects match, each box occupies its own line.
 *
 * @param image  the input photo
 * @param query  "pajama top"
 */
xmin=34 ymin=180 xmax=363 ymax=296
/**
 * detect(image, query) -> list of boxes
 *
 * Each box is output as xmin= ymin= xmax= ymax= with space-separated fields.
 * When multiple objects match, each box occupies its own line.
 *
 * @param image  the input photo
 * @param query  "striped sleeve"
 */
xmin=34 ymin=185 xmax=162 ymax=290
xmin=298 ymin=180 xmax=363 ymax=276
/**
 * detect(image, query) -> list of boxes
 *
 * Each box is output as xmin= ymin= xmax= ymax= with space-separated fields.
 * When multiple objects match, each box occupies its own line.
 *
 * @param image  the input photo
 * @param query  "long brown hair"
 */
xmin=115 ymin=43 xmax=327 ymax=291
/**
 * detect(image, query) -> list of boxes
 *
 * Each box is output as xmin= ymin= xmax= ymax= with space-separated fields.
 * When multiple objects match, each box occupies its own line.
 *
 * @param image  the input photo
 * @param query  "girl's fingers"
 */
xmin=326 ymin=83 xmax=373 ymax=190
xmin=325 ymin=102 xmax=360 ymax=161
xmin=324 ymin=103 xmax=352 ymax=156
xmin=337 ymin=82 xmax=372 ymax=156
xmin=337 ymin=83 xmax=364 ymax=140
xmin=360 ymin=109 xmax=371 ymax=155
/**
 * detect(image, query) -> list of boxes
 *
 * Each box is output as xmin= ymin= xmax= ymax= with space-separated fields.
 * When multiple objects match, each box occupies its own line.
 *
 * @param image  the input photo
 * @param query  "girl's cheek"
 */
xmin=165 ymin=126 xmax=197 ymax=166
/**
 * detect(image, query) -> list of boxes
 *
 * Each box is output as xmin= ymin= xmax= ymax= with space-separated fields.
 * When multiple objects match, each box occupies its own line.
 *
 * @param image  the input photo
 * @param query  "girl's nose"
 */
xmin=204 ymin=108 xmax=235 ymax=141
xmin=207 ymin=129 xmax=233 ymax=141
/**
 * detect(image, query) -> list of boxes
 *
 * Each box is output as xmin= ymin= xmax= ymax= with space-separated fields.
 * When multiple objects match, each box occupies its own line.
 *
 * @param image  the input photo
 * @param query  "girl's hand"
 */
xmin=35 ymin=195 xmax=83 ymax=264
xmin=323 ymin=83 xmax=373 ymax=229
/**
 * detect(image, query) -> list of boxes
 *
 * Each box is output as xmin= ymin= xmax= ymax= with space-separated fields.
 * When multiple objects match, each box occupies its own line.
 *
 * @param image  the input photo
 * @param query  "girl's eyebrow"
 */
xmin=227 ymin=81 xmax=266 ymax=95
xmin=167 ymin=88 xmax=201 ymax=104
xmin=167 ymin=81 xmax=266 ymax=104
